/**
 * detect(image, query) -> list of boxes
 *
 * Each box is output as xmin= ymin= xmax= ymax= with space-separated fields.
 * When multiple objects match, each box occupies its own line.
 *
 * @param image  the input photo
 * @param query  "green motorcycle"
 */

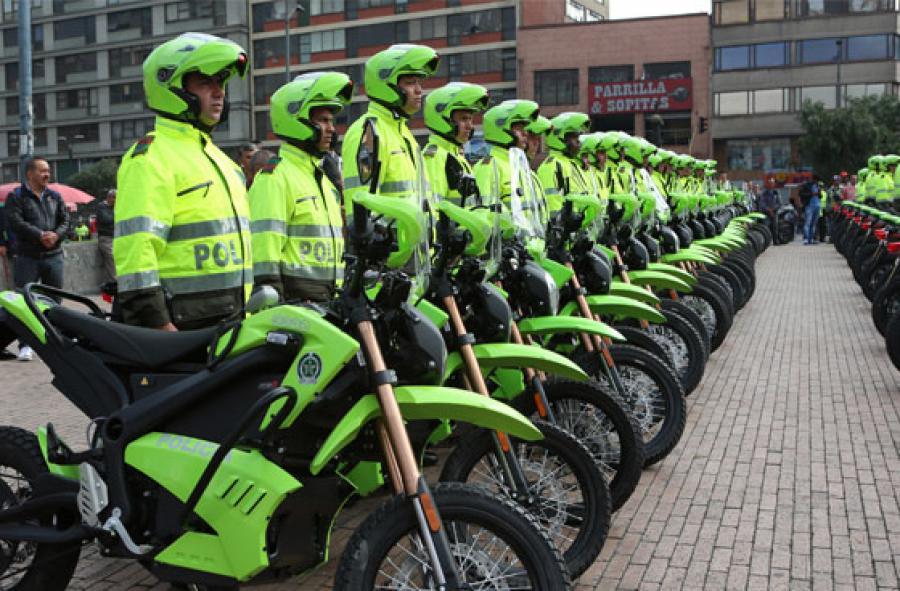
xmin=0 ymin=175 xmax=569 ymax=589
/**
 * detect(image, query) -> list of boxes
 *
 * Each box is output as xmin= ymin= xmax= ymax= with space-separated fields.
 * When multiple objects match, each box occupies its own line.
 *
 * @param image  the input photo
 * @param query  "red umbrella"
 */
xmin=0 ymin=183 xmax=96 ymax=208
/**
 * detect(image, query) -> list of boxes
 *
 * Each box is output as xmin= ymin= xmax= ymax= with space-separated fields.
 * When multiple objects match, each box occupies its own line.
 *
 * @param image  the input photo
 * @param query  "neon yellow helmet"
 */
xmin=526 ymin=115 xmax=553 ymax=136
xmin=546 ymin=112 xmax=590 ymax=152
xmin=270 ymin=71 xmax=353 ymax=145
xmin=143 ymin=32 xmax=248 ymax=129
xmin=364 ymin=44 xmax=439 ymax=111
xmin=482 ymin=99 xmax=539 ymax=148
xmin=423 ymin=82 xmax=489 ymax=144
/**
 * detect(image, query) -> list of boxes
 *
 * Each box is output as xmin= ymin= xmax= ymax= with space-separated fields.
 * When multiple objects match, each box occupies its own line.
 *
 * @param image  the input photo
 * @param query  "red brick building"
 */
xmin=516 ymin=13 xmax=712 ymax=157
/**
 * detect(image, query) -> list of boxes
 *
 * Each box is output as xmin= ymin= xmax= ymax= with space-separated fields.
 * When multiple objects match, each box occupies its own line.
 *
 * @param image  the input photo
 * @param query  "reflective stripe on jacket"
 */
xmin=249 ymin=143 xmax=344 ymax=302
xmin=114 ymin=116 xmax=252 ymax=328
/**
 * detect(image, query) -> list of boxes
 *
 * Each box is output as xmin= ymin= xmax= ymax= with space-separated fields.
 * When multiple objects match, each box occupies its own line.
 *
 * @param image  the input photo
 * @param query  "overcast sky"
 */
xmin=610 ymin=0 xmax=711 ymax=20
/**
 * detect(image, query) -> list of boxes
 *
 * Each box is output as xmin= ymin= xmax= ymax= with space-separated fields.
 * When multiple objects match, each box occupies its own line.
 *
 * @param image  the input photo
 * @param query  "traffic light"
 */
xmin=699 ymin=117 xmax=709 ymax=134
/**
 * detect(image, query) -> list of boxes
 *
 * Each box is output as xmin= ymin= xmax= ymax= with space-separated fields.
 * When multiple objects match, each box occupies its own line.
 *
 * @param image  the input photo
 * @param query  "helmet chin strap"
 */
xmin=169 ymin=88 xmax=230 ymax=133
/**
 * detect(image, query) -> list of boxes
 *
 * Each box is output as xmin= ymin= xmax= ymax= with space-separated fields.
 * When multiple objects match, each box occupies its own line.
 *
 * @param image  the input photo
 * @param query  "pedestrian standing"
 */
xmin=758 ymin=180 xmax=780 ymax=241
xmin=96 ymin=188 xmax=116 ymax=282
xmin=0 ymin=197 xmax=16 ymax=359
xmin=5 ymin=157 xmax=69 ymax=360
xmin=237 ymin=142 xmax=260 ymax=189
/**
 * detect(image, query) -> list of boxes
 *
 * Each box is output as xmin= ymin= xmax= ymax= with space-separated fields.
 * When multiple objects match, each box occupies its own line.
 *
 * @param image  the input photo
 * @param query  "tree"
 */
xmin=66 ymin=158 xmax=118 ymax=201
xmin=798 ymin=94 xmax=900 ymax=178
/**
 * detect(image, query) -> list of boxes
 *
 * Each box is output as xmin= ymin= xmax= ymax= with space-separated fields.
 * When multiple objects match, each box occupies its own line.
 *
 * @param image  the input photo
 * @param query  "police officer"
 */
xmin=473 ymin=99 xmax=540 ymax=202
xmin=342 ymin=44 xmax=439 ymax=220
xmin=422 ymin=82 xmax=490 ymax=207
xmin=536 ymin=112 xmax=592 ymax=214
xmin=115 ymin=33 xmax=252 ymax=331
xmin=249 ymin=72 xmax=352 ymax=303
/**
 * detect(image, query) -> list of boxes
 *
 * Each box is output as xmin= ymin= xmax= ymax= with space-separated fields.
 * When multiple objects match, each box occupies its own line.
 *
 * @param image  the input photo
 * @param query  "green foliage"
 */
xmin=66 ymin=158 xmax=118 ymax=200
xmin=798 ymin=94 xmax=900 ymax=178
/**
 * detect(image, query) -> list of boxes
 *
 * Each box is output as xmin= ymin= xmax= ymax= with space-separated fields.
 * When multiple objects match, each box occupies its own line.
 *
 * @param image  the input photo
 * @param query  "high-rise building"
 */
xmin=0 ymin=0 xmax=251 ymax=183
xmin=710 ymin=0 xmax=900 ymax=178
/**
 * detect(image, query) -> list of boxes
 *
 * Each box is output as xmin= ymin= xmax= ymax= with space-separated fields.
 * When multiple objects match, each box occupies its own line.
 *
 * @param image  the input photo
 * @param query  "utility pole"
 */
xmin=835 ymin=39 xmax=843 ymax=108
xmin=18 ymin=0 xmax=33 ymax=179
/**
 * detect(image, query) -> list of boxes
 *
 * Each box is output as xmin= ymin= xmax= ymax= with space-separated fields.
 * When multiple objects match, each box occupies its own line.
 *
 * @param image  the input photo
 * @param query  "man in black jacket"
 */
xmin=0 ymin=199 xmax=15 ymax=359
xmin=95 ymin=188 xmax=116 ymax=282
xmin=6 ymin=157 xmax=69 ymax=360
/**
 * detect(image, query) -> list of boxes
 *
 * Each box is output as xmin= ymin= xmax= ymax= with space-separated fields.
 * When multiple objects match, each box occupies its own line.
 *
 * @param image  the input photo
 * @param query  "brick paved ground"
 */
xmin=1 ymin=240 xmax=899 ymax=590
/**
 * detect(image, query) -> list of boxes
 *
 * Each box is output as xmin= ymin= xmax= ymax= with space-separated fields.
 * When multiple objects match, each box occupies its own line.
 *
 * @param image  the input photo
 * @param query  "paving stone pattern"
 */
xmin=1 ymin=241 xmax=899 ymax=590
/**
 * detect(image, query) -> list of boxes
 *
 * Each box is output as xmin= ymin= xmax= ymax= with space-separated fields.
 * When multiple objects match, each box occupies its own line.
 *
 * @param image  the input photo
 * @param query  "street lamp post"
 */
xmin=835 ymin=39 xmax=843 ymax=108
xmin=284 ymin=2 xmax=304 ymax=84
xmin=57 ymin=133 xmax=85 ymax=181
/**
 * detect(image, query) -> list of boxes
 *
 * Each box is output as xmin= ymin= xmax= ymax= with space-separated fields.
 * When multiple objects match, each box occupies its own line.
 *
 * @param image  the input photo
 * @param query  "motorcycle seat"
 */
xmin=45 ymin=306 xmax=217 ymax=370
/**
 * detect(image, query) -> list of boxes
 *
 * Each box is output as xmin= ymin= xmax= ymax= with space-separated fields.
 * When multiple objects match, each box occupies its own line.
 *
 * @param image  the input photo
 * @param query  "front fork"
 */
xmin=443 ymin=296 xmax=533 ymax=504
xmin=357 ymin=321 xmax=463 ymax=590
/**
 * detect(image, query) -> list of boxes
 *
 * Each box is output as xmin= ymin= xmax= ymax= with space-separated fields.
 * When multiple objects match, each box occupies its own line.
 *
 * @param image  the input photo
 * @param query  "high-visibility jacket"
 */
xmin=474 ymin=145 xmax=512 ymax=203
xmin=536 ymin=150 xmax=591 ymax=214
xmin=248 ymin=143 xmax=344 ymax=302
xmin=423 ymin=134 xmax=473 ymax=207
xmin=115 ymin=117 xmax=252 ymax=330
xmin=856 ymin=179 xmax=867 ymax=201
xmin=342 ymin=102 xmax=421 ymax=223
xmin=870 ymin=172 xmax=895 ymax=203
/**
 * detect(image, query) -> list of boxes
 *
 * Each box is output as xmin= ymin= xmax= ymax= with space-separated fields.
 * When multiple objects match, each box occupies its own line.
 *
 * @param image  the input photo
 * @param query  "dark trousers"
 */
xmin=14 ymin=253 xmax=64 ymax=291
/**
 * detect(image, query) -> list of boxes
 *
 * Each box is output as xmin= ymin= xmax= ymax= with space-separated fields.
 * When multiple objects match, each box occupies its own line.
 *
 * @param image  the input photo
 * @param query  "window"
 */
xmin=2 ymin=27 xmax=13 ymax=47
xmin=111 ymin=118 xmax=154 ymax=147
xmin=58 ymin=123 xmax=99 ymax=145
xmin=310 ymin=29 xmax=345 ymax=53
xmin=53 ymin=16 xmax=95 ymax=43
xmin=752 ymin=88 xmax=788 ymax=113
xmin=534 ymin=69 xmax=578 ymax=106
xmin=754 ymin=0 xmax=787 ymax=20
xmin=795 ymin=0 xmax=888 ymax=16
xmin=107 ymin=7 xmax=152 ymax=35
xmin=716 ymin=45 xmax=750 ymax=71
xmin=588 ymin=65 xmax=633 ymax=84
xmin=254 ymin=74 xmax=281 ymax=105
xmin=448 ymin=9 xmax=503 ymax=46
xmin=4 ymin=62 xmax=15 ymax=91
xmin=501 ymin=7 xmax=515 ymax=40
xmin=754 ymin=42 xmax=789 ymax=67
xmin=715 ymin=91 xmax=749 ymax=116
xmin=32 ymin=23 xmax=42 ymax=51
xmin=846 ymin=34 xmax=890 ymax=61
xmin=55 ymin=52 xmax=97 ymax=84
xmin=310 ymin=0 xmax=345 ymax=15
xmin=409 ymin=16 xmax=447 ymax=41
xmin=56 ymin=88 xmax=97 ymax=111
xmin=165 ymin=1 xmax=223 ymax=25
xmin=726 ymin=138 xmax=791 ymax=171
xmin=33 ymin=59 xmax=43 ymax=80
xmin=502 ymin=48 xmax=516 ymax=81
xmin=713 ymin=0 xmax=750 ymax=24
xmin=110 ymin=82 xmax=143 ymax=104
xmin=7 ymin=95 xmax=47 ymax=123
xmin=845 ymin=83 xmax=887 ymax=100
xmin=447 ymin=49 xmax=503 ymax=80
xmin=566 ymin=0 xmax=601 ymax=22
xmin=255 ymin=111 xmax=271 ymax=141
xmin=798 ymin=38 xmax=841 ymax=64
xmin=649 ymin=113 xmax=691 ymax=146
xmin=109 ymin=45 xmax=152 ymax=77
xmin=800 ymin=85 xmax=836 ymax=109
xmin=643 ymin=61 xmax=690 ymax=80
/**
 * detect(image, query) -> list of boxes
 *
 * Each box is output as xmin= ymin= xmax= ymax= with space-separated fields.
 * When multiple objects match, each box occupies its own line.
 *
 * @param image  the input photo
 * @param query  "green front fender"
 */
xmin=309 ymin=386 xmax=543 ymax=475
xmin=443 ymin=342 xmax=589 ymax=383
xmin=661 ymin=249 xmax=718 ymax=265
xmin=608 ymin=281 xmax=661 ymax=306
xmin=560 ymin=294 xmax=666 ymax=324
xmin=627 ymin=269 xmax=693 ymax=293
xmin=646 ymin=262 xmax=698 ymax=286
xmin=0 ymin=291 xmax=48 ymax=344
xmin=517 ymin=314 xmax=626 ymax=342
xmin=692 ymin=237 xmax=734 ymax=252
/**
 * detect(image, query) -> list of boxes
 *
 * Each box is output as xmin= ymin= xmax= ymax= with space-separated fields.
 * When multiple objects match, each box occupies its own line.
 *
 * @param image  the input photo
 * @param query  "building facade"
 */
xmin=710 ymin=0 xmax=900 ymax=179
xmin=516 ymin=13 xmax=712 ymax=157
xmin=0 ymin=0 xmax=251 ymax=183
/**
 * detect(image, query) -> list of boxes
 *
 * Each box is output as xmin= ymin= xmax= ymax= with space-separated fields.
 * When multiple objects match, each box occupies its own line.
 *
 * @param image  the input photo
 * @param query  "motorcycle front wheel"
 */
xmin=440 ymin=420 xmax=610 ymax=578
xmin=334 ymin=482 xmax=571 ymax=590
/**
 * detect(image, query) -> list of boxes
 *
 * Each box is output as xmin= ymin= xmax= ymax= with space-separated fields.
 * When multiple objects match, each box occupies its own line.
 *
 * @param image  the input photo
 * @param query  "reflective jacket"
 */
xmin=474 ymin=145 xmax=512 ymax=203
xmin=249 ymin=143 xmax=344 ymax=302
xmin=869 ymin=172 xmax=895 ymax=203
xmin=423 ymin=134 xmax=474 ymax=207
xmin=536 ymin=151 xmax=591 ymax=214
xmin=115 ymin=117 xmax=253 ymax=330
xmin=342 ymin=102 xmax=421 ymax=222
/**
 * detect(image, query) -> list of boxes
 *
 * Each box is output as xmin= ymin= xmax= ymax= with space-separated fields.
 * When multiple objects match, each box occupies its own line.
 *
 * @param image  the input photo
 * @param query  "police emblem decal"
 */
xmin=298 ymin=352 xmax=323 ymax=385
